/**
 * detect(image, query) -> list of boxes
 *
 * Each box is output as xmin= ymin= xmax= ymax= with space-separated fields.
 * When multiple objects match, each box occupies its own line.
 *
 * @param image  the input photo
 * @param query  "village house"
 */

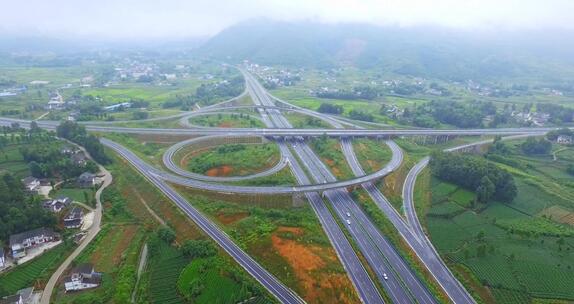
xmin=71 ymin=152 xmax=88 ymax=166
xmin=46 ymin=92 xmax=64 ymax=110
xmin=42 ymin=196 xmax=72 ymax=213
xmin=64 ymin=264 xmax=102 ymax=292
xmin=0 ymin=294 xmax=22 ymax=304
xmin=60 ymin=146 xmax=79 ymax=155
xmin=77 ymin=172 xmax=96 ymax=188
xmin=9 ymin=228 xmax=57 ymax=259
xmin=64 ymin=207 xmax=84 ymax=229
xmin=21 ymin=177 xmax=40 ymax=194
xmin=557 ymin=135 xmax=573 ymax=145
xmin=103 ymin=102 xmax=132 ymax=112
xmin=16 ymin=288 xmax=34 ymax=304
xmin=0 ymin=288 xmax=35 ymax=304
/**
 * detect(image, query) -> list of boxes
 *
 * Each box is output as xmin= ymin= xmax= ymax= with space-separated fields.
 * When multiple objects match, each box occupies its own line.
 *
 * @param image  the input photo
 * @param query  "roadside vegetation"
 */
xmin=175 ymin=186 xmax=361 ymax=303
xmin=308 ymin=135 xmax=354 ymax=180
xmin=188 ymin=113 xmax=263 ymax=128
xmin=352 ymin=138 xmax=392 ymax=174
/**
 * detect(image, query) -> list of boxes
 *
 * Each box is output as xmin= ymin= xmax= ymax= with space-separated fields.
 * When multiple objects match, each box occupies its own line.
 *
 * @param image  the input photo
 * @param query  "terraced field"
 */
xmin=0 ymin=244 xmax=69 ymax=296
xmin=422 ymin=142 xmax=574 ymax=303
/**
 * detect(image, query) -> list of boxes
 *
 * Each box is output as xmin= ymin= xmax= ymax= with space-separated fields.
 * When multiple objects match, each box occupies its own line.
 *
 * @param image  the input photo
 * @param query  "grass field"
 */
xmin=183 ymin=143 xmax=280 ymax=177
xmin=51 ymin=187 xmax=94 ymax=204
xmin=419 ymin=141 xmax=574 ymax=303
xmin=308 ymin=137 xmax=354 ymax=180
xmin=0 ymin=143 xmax=30 ymax=177
xmin=283 ymin=111 xmax=333 ymax=129
xmin=188 ymin=113 xmax=264 ymax=128
xmin=352 ymin=138 xmax=392 ymax=174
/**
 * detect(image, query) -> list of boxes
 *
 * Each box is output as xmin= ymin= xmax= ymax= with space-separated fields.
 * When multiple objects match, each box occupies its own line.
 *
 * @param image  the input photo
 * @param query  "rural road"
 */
xmin=39 ymin=157 xmax=112 ymax=304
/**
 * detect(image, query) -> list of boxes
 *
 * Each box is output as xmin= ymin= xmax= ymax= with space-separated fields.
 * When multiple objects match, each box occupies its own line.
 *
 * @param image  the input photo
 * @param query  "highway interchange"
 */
xmin=0 ymin=68 xmax=565 ymax=304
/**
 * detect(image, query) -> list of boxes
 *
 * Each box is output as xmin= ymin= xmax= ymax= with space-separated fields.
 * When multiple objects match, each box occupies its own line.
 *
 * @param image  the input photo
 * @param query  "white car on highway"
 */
xmin=346 ymin=219 xmax=351 ymax=225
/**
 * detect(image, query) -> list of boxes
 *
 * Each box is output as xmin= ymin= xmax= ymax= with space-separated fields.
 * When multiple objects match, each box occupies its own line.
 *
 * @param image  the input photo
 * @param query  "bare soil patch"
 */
xmin=271 ymin=227 xmax=358 ymax=303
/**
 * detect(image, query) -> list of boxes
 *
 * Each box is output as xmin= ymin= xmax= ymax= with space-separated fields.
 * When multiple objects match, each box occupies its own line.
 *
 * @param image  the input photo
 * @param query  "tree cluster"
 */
xmin=182 ymin=240 xmax=217 ymax=259
xmin=0 ymin=174 xmax=56 ymax=242
xmin=430 ymin=151 xmax=517 ymax=203
xmin=537 ymin=103 xmax=574 ymax=123
xmin=56 ymin=121 xmax=111 ymax=165
xmin=316 ymin=86 xmax=378 ymax=100
xmin=520 ymin=137 xmax=552 ymax=155
xmin=401 ymin=100 xmax=495 ymax=128
xmin=195 ymin=76 xmax=245 ymax=105
xmin=348 ymin=109 xmax=374 ymax=122
xmin=21 ymin=145 xmax=97 ymax=179
xmin=317 ymin=103 xmax=343 ymax=114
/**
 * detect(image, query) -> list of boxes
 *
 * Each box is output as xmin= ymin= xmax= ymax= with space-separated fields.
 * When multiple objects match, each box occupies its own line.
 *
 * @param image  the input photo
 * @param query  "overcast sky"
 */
xmin=1 ymin=0 xmax=573 ymax=39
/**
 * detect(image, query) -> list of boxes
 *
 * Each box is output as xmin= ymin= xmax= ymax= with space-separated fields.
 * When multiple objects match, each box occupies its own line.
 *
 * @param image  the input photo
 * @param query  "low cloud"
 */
xmin=1 ymin=0 xmax=573 ymax=39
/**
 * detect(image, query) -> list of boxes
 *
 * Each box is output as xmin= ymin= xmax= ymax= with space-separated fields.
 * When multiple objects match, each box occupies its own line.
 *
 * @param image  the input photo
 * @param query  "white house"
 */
xmin=9 ymin=228 xmax=57 ymax=259
xmin=21 ymin=177 xmax=40 ymax=194
xmin=64 ymin=264 xmax=101 ymax=292
xmin=103 ymin=102 xmax=132 ymax=112
xmin=557 ymin=135 xmax=572 ymax=145
xmin=0 ymin=248 xmax=5 ymax=268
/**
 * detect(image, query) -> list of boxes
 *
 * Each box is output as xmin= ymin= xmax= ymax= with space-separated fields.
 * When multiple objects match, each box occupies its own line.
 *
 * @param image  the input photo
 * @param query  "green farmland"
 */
xmin=421 ymin=140 xmax=574 ymax=303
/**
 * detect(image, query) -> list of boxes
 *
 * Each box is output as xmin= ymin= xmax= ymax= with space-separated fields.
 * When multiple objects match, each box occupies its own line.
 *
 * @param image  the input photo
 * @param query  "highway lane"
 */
xmin=399 ymin=134 xmax=545 ymax=302
xmin=243 ymin=69 xmax=385 ymax=303
xmin=341 ymin=139 xmax=475 ymax=303
xmin=294 ymin=140 xmax=435 ymax=304
xmin=103 ymin=140 xmax=305 ymax=303
xmin=0 ymin=116 xmax=563 ymax=137
xmin=244 ymin=69 xmax=431 ymax=303
xmin=281 ymin=143 xmax=385 ymax=304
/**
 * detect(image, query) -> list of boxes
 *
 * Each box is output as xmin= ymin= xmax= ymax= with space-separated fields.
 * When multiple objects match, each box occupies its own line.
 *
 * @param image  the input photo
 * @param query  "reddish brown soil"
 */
xmin=217 ymin=212 xmax=249 ymax=225
xmin=218 ymin=122 xmax=233 ymax=128
xmin=205 ymin=165 xmax=233 ymax=177
xmin=271 ymin=227 xmax=359 ymax=303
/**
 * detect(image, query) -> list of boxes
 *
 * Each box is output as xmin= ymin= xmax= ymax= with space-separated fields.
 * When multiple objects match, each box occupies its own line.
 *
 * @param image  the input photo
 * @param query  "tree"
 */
xmin=476 ymin=176 xmax=495 ymax=204
xmin=157 ymin=227 xmax=176 ymax=244
xmin=182 ymin=240 xmax=217 ymax=259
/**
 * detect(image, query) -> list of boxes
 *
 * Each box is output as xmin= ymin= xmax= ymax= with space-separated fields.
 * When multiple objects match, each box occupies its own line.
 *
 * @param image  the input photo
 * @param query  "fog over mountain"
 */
xmin=197 ymin=19 xmax=574 ymax=81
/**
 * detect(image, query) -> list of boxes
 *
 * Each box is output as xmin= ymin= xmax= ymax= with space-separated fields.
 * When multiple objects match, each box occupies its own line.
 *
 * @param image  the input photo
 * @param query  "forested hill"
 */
xmin=197 ymin=19 xmax=574 ymax=82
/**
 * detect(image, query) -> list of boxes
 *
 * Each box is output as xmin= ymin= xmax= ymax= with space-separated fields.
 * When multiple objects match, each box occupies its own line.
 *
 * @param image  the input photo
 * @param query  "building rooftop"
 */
xmin=9 ymin=227 xmax=55 ymax=246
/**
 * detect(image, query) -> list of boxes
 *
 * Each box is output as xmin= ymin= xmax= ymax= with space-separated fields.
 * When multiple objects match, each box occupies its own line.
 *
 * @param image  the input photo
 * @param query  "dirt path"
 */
xmin=40 ymin=144 xmax=112 ymax=304
xmin=134 ymin=191 xmax=166 ymax=226
xmin=131 ymin=244 xmax=148 ymax=303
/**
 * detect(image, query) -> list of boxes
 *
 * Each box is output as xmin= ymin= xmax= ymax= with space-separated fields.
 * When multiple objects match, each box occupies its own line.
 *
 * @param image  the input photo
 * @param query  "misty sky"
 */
xmin=2 ymin=0 xmax=574 ymax=39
